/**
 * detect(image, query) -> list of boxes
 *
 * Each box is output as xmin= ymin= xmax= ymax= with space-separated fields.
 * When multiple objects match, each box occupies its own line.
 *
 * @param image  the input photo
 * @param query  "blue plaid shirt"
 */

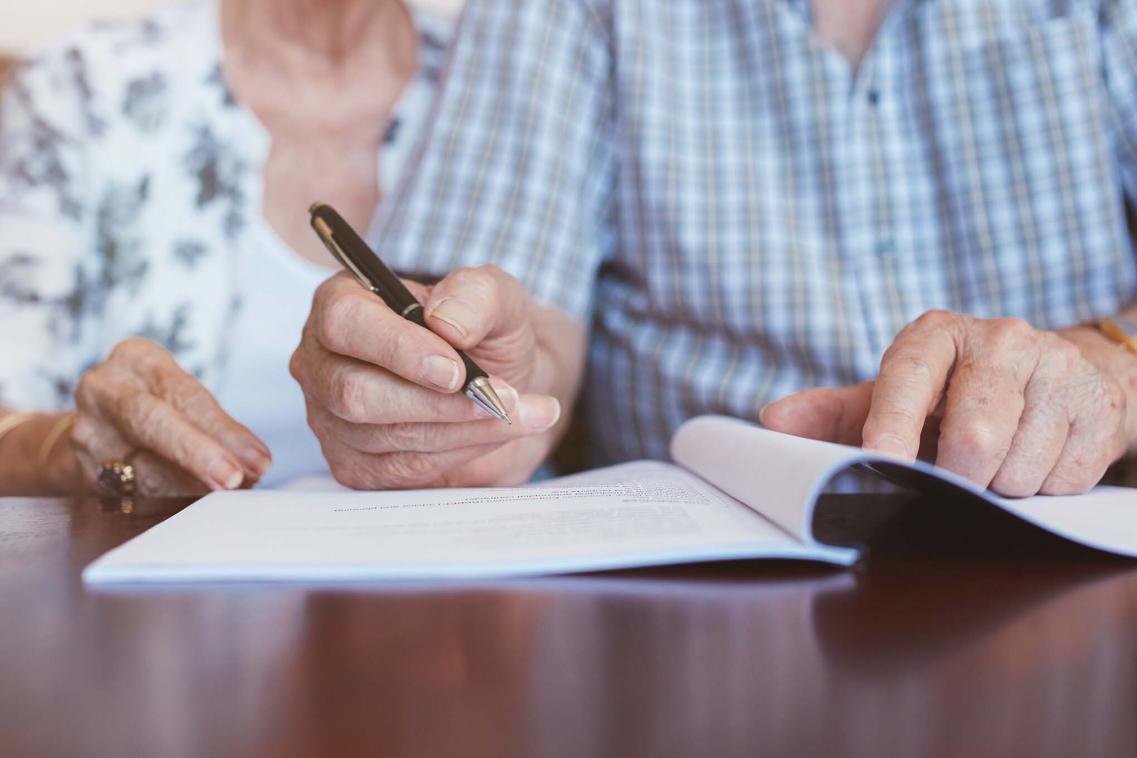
xmin=375 ymin=0 xmax=1137 ymax=465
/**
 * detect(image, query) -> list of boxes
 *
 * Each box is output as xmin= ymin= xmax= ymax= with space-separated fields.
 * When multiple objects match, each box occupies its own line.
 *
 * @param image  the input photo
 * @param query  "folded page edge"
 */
xmin=82 ymin=543 xmax=859 ymax=585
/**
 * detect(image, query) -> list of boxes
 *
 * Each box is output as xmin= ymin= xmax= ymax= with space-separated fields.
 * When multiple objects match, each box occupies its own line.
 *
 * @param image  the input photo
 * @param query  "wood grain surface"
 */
xmin=0 ymin=490 xmax=1135 ymax=758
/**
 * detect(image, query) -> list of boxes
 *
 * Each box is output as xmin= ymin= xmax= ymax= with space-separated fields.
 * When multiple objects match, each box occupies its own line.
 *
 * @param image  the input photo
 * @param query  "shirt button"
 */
xmin=874 ymin=239 xmax=896 ymax=258
xmin=867 ymin=89 xmax=881 ymax=106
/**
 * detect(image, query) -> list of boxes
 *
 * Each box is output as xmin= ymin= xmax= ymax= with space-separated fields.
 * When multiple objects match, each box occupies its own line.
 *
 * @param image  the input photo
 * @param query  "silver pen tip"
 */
xmin=466 ymin=377 xmax=512 ymax=424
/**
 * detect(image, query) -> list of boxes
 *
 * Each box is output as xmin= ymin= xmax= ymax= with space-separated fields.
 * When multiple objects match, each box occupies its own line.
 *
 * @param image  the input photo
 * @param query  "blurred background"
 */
xmin=0 ymin=0 xmax=464 ymax=55
xmin=3 ymin=0 xmax=162 ymax=54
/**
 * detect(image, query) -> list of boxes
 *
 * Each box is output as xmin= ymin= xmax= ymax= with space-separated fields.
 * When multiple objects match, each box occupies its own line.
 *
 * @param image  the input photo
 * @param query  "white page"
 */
xmin=671 ymin=416 xmax=1137 ymax=557
xmin=671 ymin=417 xmax=869 ymax=543
xmin=83 ymin=461 xmax=857 ymax=585
xmin=974 ymin=486 xmax=1137 ymax=556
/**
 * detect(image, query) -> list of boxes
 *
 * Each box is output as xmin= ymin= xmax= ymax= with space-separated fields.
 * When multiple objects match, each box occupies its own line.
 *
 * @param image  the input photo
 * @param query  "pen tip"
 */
xmin=308 ymin=202 xmax=326 ymax=216
xmin=465 ymin=378 xmax=512 ymax=424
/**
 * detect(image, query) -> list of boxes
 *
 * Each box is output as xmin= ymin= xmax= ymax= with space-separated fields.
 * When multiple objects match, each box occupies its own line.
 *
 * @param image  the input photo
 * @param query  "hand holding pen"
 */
xmin=310 ymin=203 xmax=512 ymax=423
xmin=289 ymin=203 xmax=569 ymax=489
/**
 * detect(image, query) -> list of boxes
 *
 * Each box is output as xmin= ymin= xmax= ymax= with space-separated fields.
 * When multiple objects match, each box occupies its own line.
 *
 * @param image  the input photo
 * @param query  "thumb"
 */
xmin=760 ymin=382 xmax=874 ymax=445
xmin=423 ymin=265 xmax=534 ymax=366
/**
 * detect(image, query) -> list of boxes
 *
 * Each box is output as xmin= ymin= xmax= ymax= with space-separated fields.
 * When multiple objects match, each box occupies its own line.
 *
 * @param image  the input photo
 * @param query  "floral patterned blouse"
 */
xmin=0 ymin=0 xmax=451 ymax=412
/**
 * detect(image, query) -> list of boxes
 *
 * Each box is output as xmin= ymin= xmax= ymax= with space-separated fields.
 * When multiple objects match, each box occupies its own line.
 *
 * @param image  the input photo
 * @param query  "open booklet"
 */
xmin=83 ymin=416 xmax=1137 ymax=584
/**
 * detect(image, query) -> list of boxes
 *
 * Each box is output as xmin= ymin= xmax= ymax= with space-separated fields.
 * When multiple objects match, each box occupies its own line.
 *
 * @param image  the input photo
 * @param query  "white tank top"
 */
xmin=214 ymin=222 xmax=334 ymax=487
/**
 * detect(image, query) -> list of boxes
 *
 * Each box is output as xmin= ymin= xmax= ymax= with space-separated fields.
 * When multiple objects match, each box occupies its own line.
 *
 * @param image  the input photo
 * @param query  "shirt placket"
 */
xmin=837 ymin=26 xmax=902 ymax=379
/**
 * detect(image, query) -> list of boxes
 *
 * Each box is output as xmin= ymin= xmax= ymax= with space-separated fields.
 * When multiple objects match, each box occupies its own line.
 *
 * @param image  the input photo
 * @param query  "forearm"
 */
xmin=0 ymin=408 xmax=79 ymax=496
xmin=1059 ymin=305 xmax=1137 ymax=457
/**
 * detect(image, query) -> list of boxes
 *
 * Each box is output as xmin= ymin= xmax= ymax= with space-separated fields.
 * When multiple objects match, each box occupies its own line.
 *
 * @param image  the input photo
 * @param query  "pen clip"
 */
xmin=311 ymin=216 xmax=378 ymax=292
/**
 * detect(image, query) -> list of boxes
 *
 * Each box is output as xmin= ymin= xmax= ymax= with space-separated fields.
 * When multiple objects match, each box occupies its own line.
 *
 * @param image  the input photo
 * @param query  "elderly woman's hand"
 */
xmin=68 ymin=338 xmax=271 ymax=496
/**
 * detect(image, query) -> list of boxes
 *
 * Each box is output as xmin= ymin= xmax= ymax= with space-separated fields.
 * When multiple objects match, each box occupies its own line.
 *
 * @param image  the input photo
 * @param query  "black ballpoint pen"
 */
xmin=308 ymin=203 xmax=512 ymax=424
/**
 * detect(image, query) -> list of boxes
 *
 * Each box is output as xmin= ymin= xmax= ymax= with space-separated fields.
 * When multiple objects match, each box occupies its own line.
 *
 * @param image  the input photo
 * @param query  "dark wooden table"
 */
xmin=2 ymin=492 xmax=1135 ymax=758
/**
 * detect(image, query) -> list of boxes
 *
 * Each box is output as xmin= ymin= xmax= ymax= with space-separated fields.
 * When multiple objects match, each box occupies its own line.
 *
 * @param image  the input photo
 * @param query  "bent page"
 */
xmin=670 ymin=417 xmax=878 ymax=544
xmin=83 ymin=462 xmax=856 ymax=585
xmin=671 ymin=416 xmax=1137 ymax=558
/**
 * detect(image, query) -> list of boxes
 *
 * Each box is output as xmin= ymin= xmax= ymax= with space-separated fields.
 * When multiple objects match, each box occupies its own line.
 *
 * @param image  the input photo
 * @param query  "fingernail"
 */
xmin=241 ymin=448 xmax=272 ymax=477
xmin=489 ymin=377 xmax=521 ymax=412
xmin=868 ymin=435 xmax=910 ymax=459
xmin=519 ymin=396 xmax=562 ymax=431
xmin=210 ymin=459 xmax=244 ymax=490
xmin=420 ymin=355 xmax=461 ymax=391
xmin=428 ymin=297 xmax=476 ymax=338
xmin=758 ymin=404 xmax=770 ymax=426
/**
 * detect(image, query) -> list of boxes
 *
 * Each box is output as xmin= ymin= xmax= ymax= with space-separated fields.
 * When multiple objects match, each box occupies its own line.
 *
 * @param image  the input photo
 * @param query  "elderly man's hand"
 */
xmin=291 ymin=266 xmax=584 ymax=490
xmin=762 ymin=310 xmax=1136 ymax=497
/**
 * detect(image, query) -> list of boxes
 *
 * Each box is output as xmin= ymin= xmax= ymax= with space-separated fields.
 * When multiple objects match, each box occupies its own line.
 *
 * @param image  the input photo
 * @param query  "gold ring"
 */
xmin=95 ymin=457 xmax=137 ymax=498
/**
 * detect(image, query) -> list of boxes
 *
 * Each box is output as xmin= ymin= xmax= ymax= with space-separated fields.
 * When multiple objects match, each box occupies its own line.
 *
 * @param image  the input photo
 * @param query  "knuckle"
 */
xmin=914 ymin=309 xmax=955 ymax=330
xmin=1041 ymin=340 xmax=1082 ymax=381
xmin=452 ymin=265 xmax=498 ymax=301
xmin=314 ymin=273 xmax=356 ymax=304
xmin=134 ymin=466 xmax=169 ymax=497
xmin=865 ymin=405 xmax=921 ymax=433
xmin=114 ymin=337 xmax=167 ymax=369
xmin=450 ymin=265 xmax=485 ymax=285
xmin=288 ymin=349 xmax=305 ymax=383
xmin=180 ymin=387 xmax=216 ymax=421
xmin=476 ymin=263 xmax=506 ymax=278
xmin=317 ymin=294 xmax=364 ymax=352
xmin=390 ymin=328 xmax=420 ymax=366
xmin=109 ymin=338 xmax=144 ymax=362
xmin=381 ymin=453 xmax=438 ymax=488
xmin=69 ymin=415 xmax=97 ymax=451
xmin=329 ymin=368 xmax=371 ymax=423
xmin=1052 ymin=337 xmax=1083 ymax=364
xmin=424 ymin=387 xmax=466 ymax=421
xmin=1040 ymin=471 xmax=1092 ymax=497
xmin=1042 ymin=341 xmax=1083 ymax=376
xmin=476 ymin=264 xmax=515 ymax=295
xmin=380 ymin=422 xmax=430 ymax=453
xmin=304 ymin=404 xmax=329 ymax=439
xmin=329 ymin=365 xmax=382 ymax=425
xmin=149 ymin=366 xmax=184 ymax=400
xmin=950 ymin=420 xmax=1004 ymax=458
xmin=74 ymin=370 xmax=102 ymax=407
xmin=329 ymin=461 xmax=370 ymax=491
xmin=864 ymin=411 xmax=918 ymax=447
xmin=882 ymin=349 xmax=936 ymax=383
xmin=987 ymin=317 xmax=1035 ymax=348
xmin=1099 ymin=375 xmax=1127 ymax=413
xmin=120 ymin=391 xmax=161 ymax=432
xmin=990 ymin=470 xmax=1040 ymax=499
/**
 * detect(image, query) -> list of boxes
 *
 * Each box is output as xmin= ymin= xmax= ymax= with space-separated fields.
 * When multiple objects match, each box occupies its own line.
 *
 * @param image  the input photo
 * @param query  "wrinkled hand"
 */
xmin=762 ymin=311 xmax=1132 ymax=497
xmin=70 ymin=338 xmax=271 ymax=496
xmin=290 ymin=266 xmax=576 ymax=490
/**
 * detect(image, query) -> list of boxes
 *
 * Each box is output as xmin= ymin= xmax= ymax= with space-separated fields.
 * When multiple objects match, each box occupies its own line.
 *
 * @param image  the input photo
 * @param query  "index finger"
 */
xmin=142 ymin=354 xmax=272 ymax=479
xmin=311 ymin=273 xmax=468 ymax=393
xmin=862 ymin=312 xmax=960 ymax=459
xmin=93 ymin=387 xmax=246 ymax=491
xmin=296 ymin=340 xmax=518 ymax=425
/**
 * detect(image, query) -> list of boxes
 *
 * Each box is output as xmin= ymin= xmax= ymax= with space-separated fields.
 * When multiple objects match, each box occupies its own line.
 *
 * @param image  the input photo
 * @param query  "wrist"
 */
xmin=1060 ymin=325 xmax=1137 ymax=456
xmin=0 ymin=413 xmax=81 ymax=495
